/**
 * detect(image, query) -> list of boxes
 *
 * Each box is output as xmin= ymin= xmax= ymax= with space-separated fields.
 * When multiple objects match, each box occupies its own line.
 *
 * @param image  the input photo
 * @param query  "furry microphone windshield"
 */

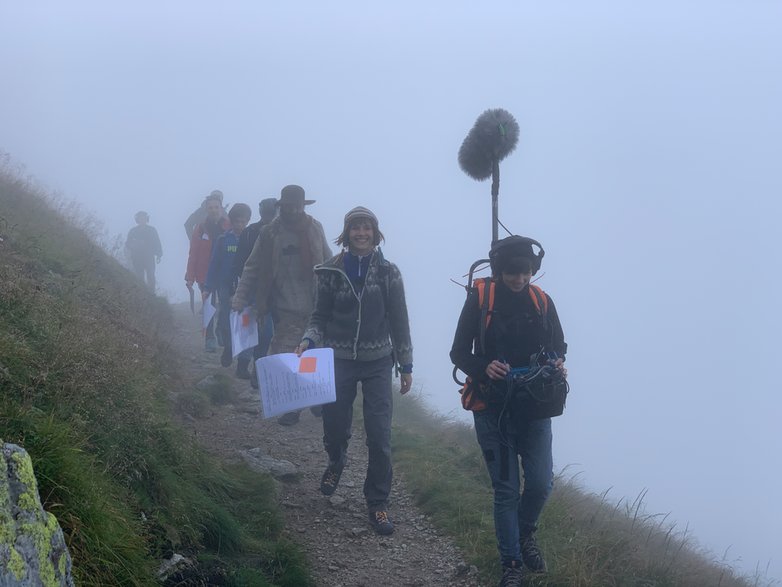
xmin=458 ymin=108 xmax=520 ymax=180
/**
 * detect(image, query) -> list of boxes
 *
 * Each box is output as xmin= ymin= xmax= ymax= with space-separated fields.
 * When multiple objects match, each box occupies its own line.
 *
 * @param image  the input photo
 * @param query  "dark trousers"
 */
xmin=216 ymin=285 xmax=233 ymax=355
xmin=323 ymin=355 xmax=393 ymax=511
xmin=131 ymin=255 xmax=156 ymax=292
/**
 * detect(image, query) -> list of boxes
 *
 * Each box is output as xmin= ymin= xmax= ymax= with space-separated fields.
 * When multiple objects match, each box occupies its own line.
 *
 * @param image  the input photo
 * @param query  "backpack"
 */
xmin=458 ymin=278 xmax=549 ymax=412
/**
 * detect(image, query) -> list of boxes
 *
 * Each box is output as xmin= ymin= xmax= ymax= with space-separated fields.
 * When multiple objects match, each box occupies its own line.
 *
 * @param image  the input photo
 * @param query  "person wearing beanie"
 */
xmin=184 ymin=189 xmax=227 ymax=241
xmin=185 ymin=193 xmax=230 ymax=352
xmin=296 ymin=206 xmax=414 ymax=536
xmin=125 ymin=210 xmax=162 ymax=292
xmin=450 ymin=235 xmax=567 ymax=584
xmin=232 ymin=184 xmax=333 ymax=424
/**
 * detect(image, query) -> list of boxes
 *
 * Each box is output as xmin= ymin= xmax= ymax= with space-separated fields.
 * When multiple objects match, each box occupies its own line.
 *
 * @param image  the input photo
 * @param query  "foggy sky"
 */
xmin=2 ymin=1 xmax=780 ymax=581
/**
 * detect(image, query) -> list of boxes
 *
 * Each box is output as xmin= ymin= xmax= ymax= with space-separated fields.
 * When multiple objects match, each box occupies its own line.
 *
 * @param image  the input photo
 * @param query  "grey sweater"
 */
xmin=303 ymin=250 xmax=413 ymax=368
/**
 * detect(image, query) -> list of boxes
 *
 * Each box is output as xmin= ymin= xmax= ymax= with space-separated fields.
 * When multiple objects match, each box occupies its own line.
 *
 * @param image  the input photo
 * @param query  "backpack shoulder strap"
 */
xmin=475 ymin=278 xmax=495 ymax=355
xmin=528 ymin=283 xmax=548 ymax=317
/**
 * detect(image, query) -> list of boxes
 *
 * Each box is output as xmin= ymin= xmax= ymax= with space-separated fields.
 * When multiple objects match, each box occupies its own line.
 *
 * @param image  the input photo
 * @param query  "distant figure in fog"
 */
xmin=202 ymin=203 xmax=252 ymax=369
xmin=126 ymin=210 xmax=162 ymax=292
xmin=184 ymin=189 xmax=227 ymax=240
xmin=185 ymin=193 xmax=230 ymax=352
xmin=233 ymin=197 xmax=279 ymax=383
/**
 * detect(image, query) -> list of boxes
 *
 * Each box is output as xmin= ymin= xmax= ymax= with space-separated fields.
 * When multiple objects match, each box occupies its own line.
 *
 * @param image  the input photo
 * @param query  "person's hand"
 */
xmin=294 ymin=339 xmax=310 ymax=357
xmin=399 ymin=373 xmax=412 ymax=395
xmin=201 ymin=290 xmax=211 ymax=301
xmin=485 ymin=360 xmax=510 ymax=381
xmin=553 ymin=357 xmax=567 ymax=379
xmin=231 ymin=298 xmax=245 ymax=312
xmin=185 ymin=280 xmax=194 ymax=289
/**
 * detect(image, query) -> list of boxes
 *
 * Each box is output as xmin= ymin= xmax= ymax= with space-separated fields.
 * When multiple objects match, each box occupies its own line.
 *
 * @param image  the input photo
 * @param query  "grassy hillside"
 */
xmin=0 ymin=165 xmax=311 ymax=585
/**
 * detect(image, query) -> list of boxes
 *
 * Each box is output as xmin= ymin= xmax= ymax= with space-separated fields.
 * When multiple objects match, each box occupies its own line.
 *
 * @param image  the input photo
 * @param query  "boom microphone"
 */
xmin=458 ymin=108 xmax=520 ymax=181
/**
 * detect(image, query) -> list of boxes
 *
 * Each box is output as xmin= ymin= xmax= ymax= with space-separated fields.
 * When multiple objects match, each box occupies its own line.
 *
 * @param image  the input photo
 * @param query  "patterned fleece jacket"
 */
xmin=302 ymin=249 xmax=413 ymax=369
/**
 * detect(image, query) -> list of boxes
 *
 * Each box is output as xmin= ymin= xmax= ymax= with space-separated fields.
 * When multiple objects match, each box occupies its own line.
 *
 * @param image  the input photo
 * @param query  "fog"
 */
xmin=2 ymin=1 xmax=780 ymax=581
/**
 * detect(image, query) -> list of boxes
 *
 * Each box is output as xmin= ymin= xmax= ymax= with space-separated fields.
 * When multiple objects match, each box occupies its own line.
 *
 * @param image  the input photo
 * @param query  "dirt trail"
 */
xmin=170 ymin=304 xmax=483 ymax=587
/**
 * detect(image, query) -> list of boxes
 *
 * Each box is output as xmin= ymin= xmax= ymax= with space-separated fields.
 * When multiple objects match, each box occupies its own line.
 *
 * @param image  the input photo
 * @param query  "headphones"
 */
xmin=489 ymin=235 xmax=545 ymax=276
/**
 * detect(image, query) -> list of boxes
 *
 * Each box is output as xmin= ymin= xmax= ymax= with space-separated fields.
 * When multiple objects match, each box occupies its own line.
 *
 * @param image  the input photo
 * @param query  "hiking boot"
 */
xmin=277 ymin=411 xmax=301 ymax=426
xmin=236 ymin=357 xmax=251 ymax=379
xmin=369 ymin=510 xmax=394 ymax=535
xmin=520 ymin=533 xmax=547 ymax=573
xmin=319 ymin=465 xmax=342 ymax=496
xmin=220 ymin=347 xmax=232 ymax=368
xmin=309 ymin=404 xmax=323 ymax=418
xmin=498 ymin=562 xmax=524 ymax=587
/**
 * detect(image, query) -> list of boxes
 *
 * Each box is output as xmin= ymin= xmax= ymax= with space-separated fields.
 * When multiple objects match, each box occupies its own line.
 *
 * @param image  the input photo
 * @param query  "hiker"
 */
xmin=184 ymin=189 xmax=227 ymax=240
xmin=233 ymin=197 xmax=279 ymax=382
xmin=185 ymin=193 xmax=230 ymax=352
xmin=125 ymin=211 xmax=162 ymax=292
xmin=295 ymin=206 xmax=413 ymax=536
xmin=449 ymin=236 xmax=568 ymax=587
xmin=231 ymin=184 xmax=332 ymax=423
xmin=202 ymin=203 xmax=253 ymax=368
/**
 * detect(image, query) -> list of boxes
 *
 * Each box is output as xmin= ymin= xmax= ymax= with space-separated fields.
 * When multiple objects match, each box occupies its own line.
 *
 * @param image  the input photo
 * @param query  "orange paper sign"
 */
xmin=298 ymin=357 xmax=317 ymax=373
xmin=242 ymin=313 xmax=251 ymax=327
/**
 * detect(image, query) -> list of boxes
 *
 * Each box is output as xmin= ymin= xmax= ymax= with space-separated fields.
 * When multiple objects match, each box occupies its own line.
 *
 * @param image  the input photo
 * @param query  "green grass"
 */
xmin=1 ymin=162 xmax=312 ymax=585
xmin=392 ymin=393 xmax=769 ymax=587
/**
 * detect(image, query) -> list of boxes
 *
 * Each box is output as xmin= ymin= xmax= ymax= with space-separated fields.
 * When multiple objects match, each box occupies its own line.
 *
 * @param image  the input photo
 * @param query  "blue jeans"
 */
xmin=473 ymin=411 xmax=554 ymax=566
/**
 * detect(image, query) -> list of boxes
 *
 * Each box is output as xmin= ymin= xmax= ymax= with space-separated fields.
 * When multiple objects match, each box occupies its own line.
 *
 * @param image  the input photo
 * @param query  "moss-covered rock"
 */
xmin=0 ymin=443 xmax=74 ymax=587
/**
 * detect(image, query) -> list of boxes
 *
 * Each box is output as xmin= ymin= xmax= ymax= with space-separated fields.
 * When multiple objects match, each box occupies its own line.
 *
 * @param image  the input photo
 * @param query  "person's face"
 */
xmin=260 ymin=202 xmax=277 ymax=221
xmin=232 ymin=215 xmax=250 ymax=234
xmin=136 ymin=215 xmax=148 ymax=226
xmin=280 ymin=201 xmax=304 ymax=223
xmin=348 ymin=220 xmax=374 ymax=255
xmin=501 ymin=270 xmax=532 ymax=292
xmin=206 ymin=199 xmax=222 ymax=220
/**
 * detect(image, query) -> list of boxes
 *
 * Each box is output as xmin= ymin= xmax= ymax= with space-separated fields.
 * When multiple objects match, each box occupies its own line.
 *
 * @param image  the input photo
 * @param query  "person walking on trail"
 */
xmin=231 ymin=184 xmax=332 ymax=424
xmin=185 ymin=193 xmax=230 ymax=352
xmin=233 ymin=197 xmax=278 ymax=382
xmin=125 ymin=210 xmax=162 ymax=292
xmin=450 ymin=236 xmax=568 ymax=587
xmin=184 ymin=189 xmax=227 ymax=240
xmin=295 ymin=206 xmax=413 ymax=536
xmin=201 ymin=203 xmax=252 ymax=369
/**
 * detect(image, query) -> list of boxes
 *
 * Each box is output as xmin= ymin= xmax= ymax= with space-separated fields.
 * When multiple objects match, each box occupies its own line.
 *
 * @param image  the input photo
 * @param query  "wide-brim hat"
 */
xmin=280 ymin=184 xmax=315 ymax=206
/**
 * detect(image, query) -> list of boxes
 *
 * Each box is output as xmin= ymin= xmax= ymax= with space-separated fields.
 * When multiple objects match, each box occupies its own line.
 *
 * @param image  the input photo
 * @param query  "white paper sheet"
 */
xmin=202 ymin=293 xmax=217 ymax=331
xmin=230 ymin=308 xmax=259 ymax=357
xmin=255 ymin=348 xmax=336 ymax=418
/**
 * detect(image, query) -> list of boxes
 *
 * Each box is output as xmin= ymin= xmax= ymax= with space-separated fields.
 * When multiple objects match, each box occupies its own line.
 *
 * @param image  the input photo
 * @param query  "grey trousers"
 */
xmin=323 ymin=355 xmax=393 ymax=511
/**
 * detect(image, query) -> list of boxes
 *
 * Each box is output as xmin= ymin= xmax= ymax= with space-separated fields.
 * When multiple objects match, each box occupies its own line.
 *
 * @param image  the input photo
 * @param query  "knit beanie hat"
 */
xmin=344 ymin=206 xmax=378 ymax=226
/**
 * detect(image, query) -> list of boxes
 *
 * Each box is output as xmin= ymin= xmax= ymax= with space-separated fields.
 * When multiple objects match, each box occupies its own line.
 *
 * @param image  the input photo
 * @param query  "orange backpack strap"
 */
xmin=528 ymin=284 xmax=548 ymax=317
xmin=475 ymin=278 xmax=495 ymax=355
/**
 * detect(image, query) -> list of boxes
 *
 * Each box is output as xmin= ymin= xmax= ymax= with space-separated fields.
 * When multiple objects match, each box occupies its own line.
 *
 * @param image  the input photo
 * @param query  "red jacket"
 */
xmin=185 ymin=218 xmax=230 ymax=286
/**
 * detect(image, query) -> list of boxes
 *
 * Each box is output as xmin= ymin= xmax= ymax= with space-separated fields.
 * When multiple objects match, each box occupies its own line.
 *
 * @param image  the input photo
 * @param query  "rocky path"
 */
xmin=171 ymin=304 xmax=483 ymax=587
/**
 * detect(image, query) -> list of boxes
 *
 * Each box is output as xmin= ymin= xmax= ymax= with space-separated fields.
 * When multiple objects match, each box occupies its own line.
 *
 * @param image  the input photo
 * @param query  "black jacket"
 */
xmin=450 ymin=280 xmax=566 ymax=385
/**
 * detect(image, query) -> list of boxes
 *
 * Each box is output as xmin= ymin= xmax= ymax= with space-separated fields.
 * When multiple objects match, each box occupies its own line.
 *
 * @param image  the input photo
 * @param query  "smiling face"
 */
xmin=348 ymin=219 xmax=374 ymax=255
xmin=501 ymin=270 xmax=532 ymax=293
